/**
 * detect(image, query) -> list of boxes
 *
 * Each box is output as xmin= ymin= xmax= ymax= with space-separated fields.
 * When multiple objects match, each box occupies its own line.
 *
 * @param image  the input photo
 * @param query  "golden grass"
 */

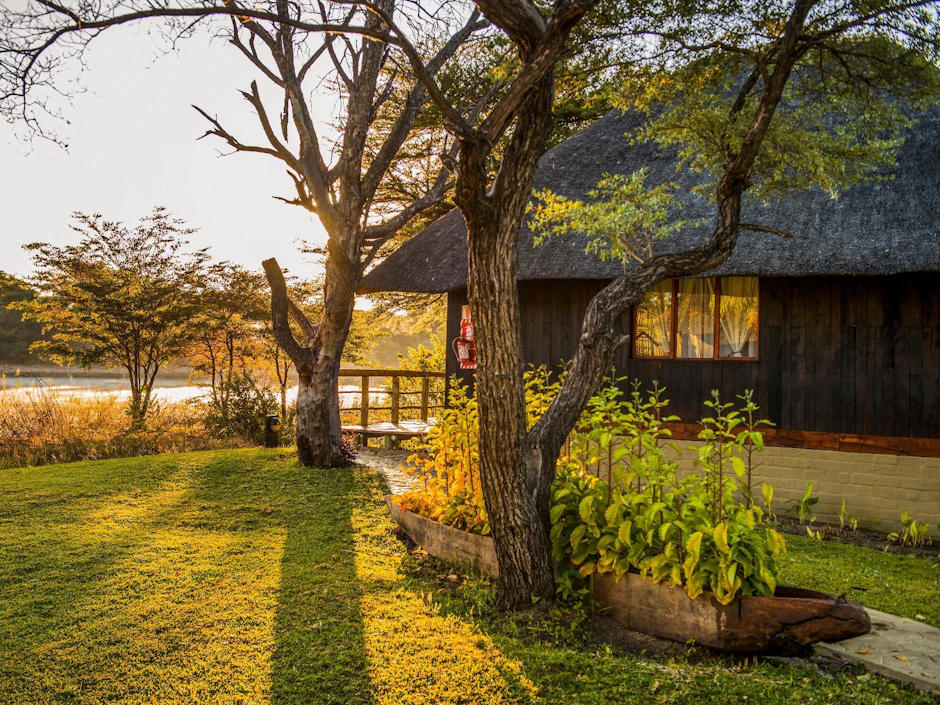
xmin=0 ymin=385 xmax=240 ymax=468
xmin=0 ymin=449 xmax=935 ymax=704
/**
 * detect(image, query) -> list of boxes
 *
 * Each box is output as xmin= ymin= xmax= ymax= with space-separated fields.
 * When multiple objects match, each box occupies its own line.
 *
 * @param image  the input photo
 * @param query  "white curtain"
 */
xmin=719 ymin=277 xmax=759 ymax=357
xmin=677 ymin=278 xmax=715 ymax=358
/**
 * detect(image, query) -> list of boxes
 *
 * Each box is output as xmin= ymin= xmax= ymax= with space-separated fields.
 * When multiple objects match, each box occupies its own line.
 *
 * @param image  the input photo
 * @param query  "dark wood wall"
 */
xmin=446 ymin=274 xmax=940 ymax=440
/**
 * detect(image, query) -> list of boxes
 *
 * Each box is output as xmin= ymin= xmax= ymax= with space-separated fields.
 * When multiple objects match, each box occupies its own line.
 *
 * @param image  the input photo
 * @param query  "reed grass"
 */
xmin=0 ymin=382 xmax=241 ymax=468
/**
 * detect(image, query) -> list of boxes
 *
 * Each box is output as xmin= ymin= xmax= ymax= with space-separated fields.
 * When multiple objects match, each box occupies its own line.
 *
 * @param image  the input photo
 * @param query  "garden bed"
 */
xmin=775 ymin=517 xmax=940 ymax=560
xmin=387 ymin=500 xmax=872 ymax=655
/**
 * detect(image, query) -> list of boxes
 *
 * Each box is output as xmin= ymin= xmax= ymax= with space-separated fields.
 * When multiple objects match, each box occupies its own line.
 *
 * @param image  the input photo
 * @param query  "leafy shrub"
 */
xmin=202 ymin=372 xmax=277 ymax=444
xmin=396 ymin=367 xmax=562 ymax=534
xmin=396 ymin=372 xmax=787 ymax=605
xmin=550 ymin=384 xmax=786 ymax=605
xmin=396 ymin=380 xmax=488 ymax=534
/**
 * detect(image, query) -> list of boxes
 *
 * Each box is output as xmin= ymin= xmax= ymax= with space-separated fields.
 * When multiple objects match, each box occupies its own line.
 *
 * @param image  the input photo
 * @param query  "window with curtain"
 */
xmin=633 ymin=279 xmax=673 ymax=357
xmin=677 ymin=278 xmax=715 ymax=358
xmin=633 ymin=277 xmax=759 ymax=360
xmin=719 ymin=277 xmax=759 ymax=358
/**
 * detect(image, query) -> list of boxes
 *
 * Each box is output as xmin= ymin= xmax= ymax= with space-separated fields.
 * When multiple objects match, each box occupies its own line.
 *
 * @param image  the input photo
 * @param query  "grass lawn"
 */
xmin=779 ymin=534 xmax=940 ymax=628
xmin=0 ymin=448 xmax=936 ymax=704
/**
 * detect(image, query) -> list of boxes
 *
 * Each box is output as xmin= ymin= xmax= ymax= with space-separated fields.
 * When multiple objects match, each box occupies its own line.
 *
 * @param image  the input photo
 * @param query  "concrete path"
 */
xmin=356 ymin=448 xmax=414 ymax=495
xmin=818 ymin=609 xmax=940 ymax=694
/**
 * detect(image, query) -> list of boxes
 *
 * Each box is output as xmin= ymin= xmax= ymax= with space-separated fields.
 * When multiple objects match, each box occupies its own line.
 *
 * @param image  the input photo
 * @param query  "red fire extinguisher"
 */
xmin=453 ymin=305 xmax=476 ymax=370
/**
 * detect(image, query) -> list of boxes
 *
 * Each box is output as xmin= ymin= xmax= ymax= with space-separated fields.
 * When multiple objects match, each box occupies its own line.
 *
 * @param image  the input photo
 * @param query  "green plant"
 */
xmin=838 ymin=499 xmax=859 ymax=535
xmin=788 ymin=481 xmax=819 ymax=526
xmin=761 ymin=482 xmax=775 ymax=521
xmin=806 ymin=525 xmax=830 ymax=541
xmin=736 ymin=390 xmax=773 ymax=507
xmin=550 ymin=385 xmax=786 ymax=605
xmin=887 ymin=511 xmax=934 ymax=549
xmin=202 ymin=372 xmax=277 ymax=444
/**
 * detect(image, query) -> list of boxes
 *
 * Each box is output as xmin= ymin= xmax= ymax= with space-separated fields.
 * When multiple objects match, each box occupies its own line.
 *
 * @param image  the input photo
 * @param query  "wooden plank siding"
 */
xmin=446 ymin=274 xmax=940 ymax=447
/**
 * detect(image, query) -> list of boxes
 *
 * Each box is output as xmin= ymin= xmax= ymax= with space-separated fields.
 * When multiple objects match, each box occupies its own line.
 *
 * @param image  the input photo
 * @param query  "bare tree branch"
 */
xmin=261 ymin=257 xmax=311 ymax=369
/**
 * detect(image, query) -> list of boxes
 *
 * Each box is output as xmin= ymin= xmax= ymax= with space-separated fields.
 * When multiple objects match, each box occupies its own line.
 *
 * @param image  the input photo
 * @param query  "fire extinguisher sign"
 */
xmin=453 ymin=304 xmax=476 ymax=370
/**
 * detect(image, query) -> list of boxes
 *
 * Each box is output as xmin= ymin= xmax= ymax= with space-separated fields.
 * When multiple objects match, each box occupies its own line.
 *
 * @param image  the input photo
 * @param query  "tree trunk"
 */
xmin=458 ymin=74 xmax=557 ymax=609
xmin=263 ymin=256 xmax=352 ymax=469
xmin=294 ymin=365 xmax=344 ymax=467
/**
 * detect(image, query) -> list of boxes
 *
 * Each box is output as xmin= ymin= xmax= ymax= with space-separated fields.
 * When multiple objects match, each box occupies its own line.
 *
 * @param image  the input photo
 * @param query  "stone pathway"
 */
xmin=356 ymin=448 xmax=414 ymax=495
xmin=818 ymin=609 xmax=940 ymax=694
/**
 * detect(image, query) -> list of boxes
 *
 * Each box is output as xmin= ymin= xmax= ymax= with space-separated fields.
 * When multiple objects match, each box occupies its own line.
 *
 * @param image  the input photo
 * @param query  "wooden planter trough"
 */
xmin=386 ymin=498 xmax=871 ymax=655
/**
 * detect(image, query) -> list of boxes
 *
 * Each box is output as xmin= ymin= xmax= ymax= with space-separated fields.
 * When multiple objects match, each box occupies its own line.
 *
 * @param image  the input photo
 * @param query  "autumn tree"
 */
xmin=0 ymin=272 xmax=45 ymax=365
xmin=15 ymin=209 xmax=209 ymax=425
xmin=189 ymin=263 xmax=269 ymax=409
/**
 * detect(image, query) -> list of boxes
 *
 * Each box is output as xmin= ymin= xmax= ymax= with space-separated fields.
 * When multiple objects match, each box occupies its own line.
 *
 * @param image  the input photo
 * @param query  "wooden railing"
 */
xmin=339 ymin=369 xmax=446 ymax=446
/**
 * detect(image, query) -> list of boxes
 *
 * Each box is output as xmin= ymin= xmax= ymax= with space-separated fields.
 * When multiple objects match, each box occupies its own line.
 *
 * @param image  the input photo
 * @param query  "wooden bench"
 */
xmin=342 ymin=420 xmax=436 ymax=448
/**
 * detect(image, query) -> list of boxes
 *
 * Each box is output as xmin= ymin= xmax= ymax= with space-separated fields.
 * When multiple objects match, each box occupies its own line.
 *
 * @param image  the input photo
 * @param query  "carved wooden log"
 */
xmin=386 ymin=497 xmax=499 ymax=577
xmin=592 ymin=573 xmax=870 ymax=655
xmin=386 ymin=498 xmax=871 ymax=655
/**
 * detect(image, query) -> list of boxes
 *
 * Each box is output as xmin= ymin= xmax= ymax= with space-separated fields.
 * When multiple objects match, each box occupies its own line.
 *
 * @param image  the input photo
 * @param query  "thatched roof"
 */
xmin=358 ymin=109 xmax=940 ymax=294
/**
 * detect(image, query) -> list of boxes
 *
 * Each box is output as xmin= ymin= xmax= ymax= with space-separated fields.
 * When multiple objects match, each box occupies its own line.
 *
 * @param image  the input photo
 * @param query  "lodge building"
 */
xmin=360 ymin=109 xmax=940 ymax=534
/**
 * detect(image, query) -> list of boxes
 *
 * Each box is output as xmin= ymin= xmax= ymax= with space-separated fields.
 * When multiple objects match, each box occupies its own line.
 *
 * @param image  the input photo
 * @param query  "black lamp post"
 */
xmin=264 ymin=414 xmax=281 ymax=448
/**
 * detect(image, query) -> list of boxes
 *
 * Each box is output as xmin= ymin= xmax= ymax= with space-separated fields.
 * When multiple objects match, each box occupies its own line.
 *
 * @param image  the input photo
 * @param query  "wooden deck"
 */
xmin=339 ymin=368 xmax=444 ymax=448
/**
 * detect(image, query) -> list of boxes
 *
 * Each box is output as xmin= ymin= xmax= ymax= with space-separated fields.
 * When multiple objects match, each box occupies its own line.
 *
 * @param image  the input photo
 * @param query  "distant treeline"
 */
xmin=0 ymin=271 xmax=45 ymax=365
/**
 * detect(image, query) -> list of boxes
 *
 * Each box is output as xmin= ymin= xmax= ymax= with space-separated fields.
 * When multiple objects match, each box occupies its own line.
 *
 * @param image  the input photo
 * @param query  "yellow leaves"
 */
xmin=713 ymin=523 xmax=730 ymax=554
xmin=617 ymin=520 xmax=633 ymax=546
xmin=766 ymin=528 xmax=788 ymax=556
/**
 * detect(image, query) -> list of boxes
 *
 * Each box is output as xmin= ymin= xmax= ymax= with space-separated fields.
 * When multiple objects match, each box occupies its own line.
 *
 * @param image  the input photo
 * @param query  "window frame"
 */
xmin=631 ymin=277 xmax=760 ymax=362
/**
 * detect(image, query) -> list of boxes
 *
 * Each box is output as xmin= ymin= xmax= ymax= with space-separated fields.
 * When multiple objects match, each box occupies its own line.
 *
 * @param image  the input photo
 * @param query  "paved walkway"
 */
xmin=818 ymin=609 xmax=940 ymax=694
xmin=356 ymin=448 xmax=414 ymax=495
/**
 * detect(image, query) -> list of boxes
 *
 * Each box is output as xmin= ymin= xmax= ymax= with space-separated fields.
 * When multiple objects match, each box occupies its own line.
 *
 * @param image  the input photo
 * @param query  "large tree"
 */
xmin=346 ymin=0 xmax=940 ymax=608
xmin=15 ymin=209 xmax=209 ymax=425
xmin=1 ymin=0 xmax=494 ymax=467
xmin=0 ymin=1 xmax=624 ymax=470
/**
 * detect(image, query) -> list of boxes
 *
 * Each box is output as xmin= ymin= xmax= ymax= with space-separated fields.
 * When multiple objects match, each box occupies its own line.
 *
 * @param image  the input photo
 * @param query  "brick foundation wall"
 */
xmin=672 ymin=443 xmax=940 ymax=536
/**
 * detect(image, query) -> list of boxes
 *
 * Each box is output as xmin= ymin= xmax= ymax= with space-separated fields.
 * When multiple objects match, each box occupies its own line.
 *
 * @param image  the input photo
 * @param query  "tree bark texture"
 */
xmin=457 ymin=73 xmax=558 ymax=609
xmin=263 ymin=257 xmax=351 ymax=467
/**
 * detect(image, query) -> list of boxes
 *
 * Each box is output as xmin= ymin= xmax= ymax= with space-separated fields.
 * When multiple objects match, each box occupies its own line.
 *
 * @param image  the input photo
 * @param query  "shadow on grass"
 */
xmin=266 ymin=463 xmax=377 ymax=705
xmin=2 ymin=450 xmax=935 ymax=705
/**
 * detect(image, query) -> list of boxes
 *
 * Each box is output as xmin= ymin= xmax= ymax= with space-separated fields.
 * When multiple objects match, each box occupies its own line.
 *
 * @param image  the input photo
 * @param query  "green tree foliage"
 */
xmin=0 ymin=271 xmax=44 ymax=365
xmin=535 ymin=11 xmax=940 ymax=258
xmin=15 ymin=208 xmax=209 ymax=425
xmin=397 ymin=334 xmax=446 ymax=372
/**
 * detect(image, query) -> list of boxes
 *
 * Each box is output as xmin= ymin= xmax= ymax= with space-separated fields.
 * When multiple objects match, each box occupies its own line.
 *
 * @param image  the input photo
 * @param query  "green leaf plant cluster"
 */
xmin=549 ymin=380 xmax=786 ymax=605
xmin=398 ymin=370 xmax=787 ymax=606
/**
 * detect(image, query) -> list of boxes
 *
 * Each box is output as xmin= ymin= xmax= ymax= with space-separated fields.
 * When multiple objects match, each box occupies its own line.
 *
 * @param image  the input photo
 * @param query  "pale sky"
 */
xmin=0 ymin=25 xmax=333 ymax=280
